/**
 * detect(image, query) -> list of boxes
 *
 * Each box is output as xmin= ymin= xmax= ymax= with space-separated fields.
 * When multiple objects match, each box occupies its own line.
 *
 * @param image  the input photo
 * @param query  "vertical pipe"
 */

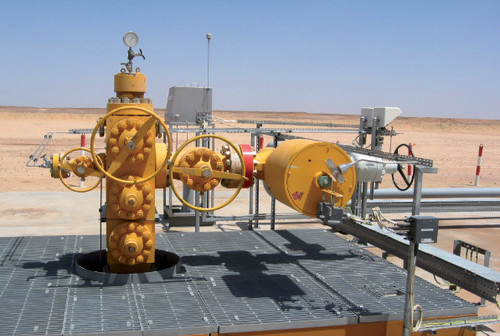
xmin=475 ymin=144 xmax=483 ymax=186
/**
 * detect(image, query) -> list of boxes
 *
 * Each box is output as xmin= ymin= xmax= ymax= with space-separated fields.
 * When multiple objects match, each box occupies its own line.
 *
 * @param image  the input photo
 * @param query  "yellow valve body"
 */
xmin=105 ymin=109 xmax=157 ymax=273
xmin=50 ymin=154 xmax=63 ymax=178
xmin=155 ymin=143 xmax=169 ymax=188
xmin=174 ymin=147 xmax=225 ymax=192
xmin=259 ymin=139 xmax=356 ymax=217
xmin=105 ymin=72 xmax=157 ymax=273
xmin=108 ymin=221 xmax=154 ymax=271
xmin=114 ymin=72 xmax=147 ymax=99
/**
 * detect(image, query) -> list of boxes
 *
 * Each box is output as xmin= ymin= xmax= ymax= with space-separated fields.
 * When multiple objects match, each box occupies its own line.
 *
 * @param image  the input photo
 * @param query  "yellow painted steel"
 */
xmin=257 ymin=139 xmax=356 ymax=218
xmin=155 ymin=143 xmax=169 ymax=188
xmin=253 ymin=147 xmax=273 ymax=181
xmin=50 ymin=153 xmax=64 ymax=178
xmin=90 ymin=106 xmax=172 ymax=185
xmin=169 ymin=134 xmax=247 ymax=212
xmin=107 ymin=177 xmax=155 ymax=220
xmin=108 ymin=221 xmax=154 ymax=267
xmin=58 ymin=147 xmax=102 ymax=193
xmin=174 ymin=147 xmax=225 ymax=192
xmin=114 ymin=71 xmax=147 ymax=99
xmin=86 ymin=69 xmax=172 ymax=273
xmin=99 ymin=106 xmax=160 ymax=272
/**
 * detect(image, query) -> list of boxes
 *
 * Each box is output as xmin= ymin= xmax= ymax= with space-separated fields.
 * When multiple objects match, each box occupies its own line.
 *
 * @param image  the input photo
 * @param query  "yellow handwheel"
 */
xmin=59 ymin=147 xmax=102 ymax=193
xmin=90 ymin=106 xmax=172 ymax=185
xmin=169 ymin=134 xmax=248 ymax=212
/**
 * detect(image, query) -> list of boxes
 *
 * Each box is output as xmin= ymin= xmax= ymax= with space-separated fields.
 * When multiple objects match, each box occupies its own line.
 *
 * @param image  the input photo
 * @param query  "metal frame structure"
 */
xmin=163 ymin=117 xmax=365 ymax=231
xmin=26 ymin=129 xmax=93 ymax=168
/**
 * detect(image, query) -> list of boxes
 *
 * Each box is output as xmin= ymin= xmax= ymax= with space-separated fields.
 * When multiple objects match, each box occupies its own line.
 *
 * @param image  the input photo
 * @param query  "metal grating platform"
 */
xmin=0 ymin=230 xmax=476 ymax=335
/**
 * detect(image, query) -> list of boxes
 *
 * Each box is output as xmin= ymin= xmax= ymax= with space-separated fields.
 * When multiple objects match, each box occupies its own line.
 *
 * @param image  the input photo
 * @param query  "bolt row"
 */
xmin=109 ymin=222 xmax=154 ymax=266
xmin=108 ymin=97 xmax=152 ymax=104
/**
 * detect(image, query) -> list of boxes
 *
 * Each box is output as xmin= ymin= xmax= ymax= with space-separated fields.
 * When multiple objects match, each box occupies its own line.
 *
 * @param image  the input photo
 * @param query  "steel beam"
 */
xmin=336 ymin=217 xmax=500 ymax=302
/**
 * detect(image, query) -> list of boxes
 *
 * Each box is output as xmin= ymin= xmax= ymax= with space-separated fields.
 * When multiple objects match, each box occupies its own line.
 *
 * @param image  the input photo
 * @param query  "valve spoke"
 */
xmin=212 ymin=170 xmax=248 ymax=181
xmin=60 ymin=161 xmax=101 ymax=177
xmin=107 ymin=146 xmax=133 ymax=176
xmin=171 ymin=166 xmax=204 ymax=176
xmin=90 ymin=106 xmax=172 ymax=185
xmin=132 ymin=116 xmax=156 ymax=142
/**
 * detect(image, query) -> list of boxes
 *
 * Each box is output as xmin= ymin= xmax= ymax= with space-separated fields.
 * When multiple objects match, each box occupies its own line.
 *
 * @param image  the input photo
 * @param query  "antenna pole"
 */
xmin=206 ymin=33 xmax=212 ymax=88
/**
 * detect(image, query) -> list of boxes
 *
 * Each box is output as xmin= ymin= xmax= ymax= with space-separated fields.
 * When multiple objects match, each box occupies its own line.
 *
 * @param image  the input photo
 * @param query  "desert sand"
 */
xmin=1 ymin=106 xmax=500 ymax=192
xmin=1 ymin=106 xmax=500 ymax=334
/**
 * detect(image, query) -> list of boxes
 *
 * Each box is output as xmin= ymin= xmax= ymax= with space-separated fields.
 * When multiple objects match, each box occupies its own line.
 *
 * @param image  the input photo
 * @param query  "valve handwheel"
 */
xmin=58 ymin=147 xmax=102 ymax=192
xmin=90 ymin=106 xmax=172 ymax=185
xmin=392 ymin=143 xmax=415 ymax=191
xmin=169 ymin=134 xmax=248 ymax=212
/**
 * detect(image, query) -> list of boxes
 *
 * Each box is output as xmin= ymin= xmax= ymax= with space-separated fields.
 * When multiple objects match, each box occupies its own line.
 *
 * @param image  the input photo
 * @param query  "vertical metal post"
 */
xmin=403 ymin=167 xmax=423 ymax=336
xmin=163 ymin=125 xmax=168 ymax=220
xmin=167 ymin=126 xmax=173 ymax=218
xmin=351 ymin=183 xmax=362 ymax=217
xmin=270 ymin=135 xmax=278 ymax=230
xmin=370 ymin=117 xmax=379 ymax=150
xmin=254 ymin=125 xmax=262 ymax=229
xmin=248 ymin=133 xmax=255 ymax=230
xmin=202 ymin=136 xmax=210 ymax=210
xmin=358 ymin=116 xmax=367 ymax=147
xmin=270 ymin=196 xmax=276 ymax=230
xmin=411 ymin=167 xmax=423 ymax=216
xmin=99 ymin=175 xmax=103 ymax=264
xmin=211 ymin=124 xmax=215 ymax=209
xmin=360 ymin=182 xmax=368 ymax=218
xmin=403 ymin=240 xmax=418 ymax=336
xmin=475 ymin=144 xmax=483 ymax=186
xmin=195 ymin=192 xmax=200 ymax=233
xmin=206 ymin=33 xmax=212 ymax=88
xmin=79 ymin=134 xmax=86 ymax=188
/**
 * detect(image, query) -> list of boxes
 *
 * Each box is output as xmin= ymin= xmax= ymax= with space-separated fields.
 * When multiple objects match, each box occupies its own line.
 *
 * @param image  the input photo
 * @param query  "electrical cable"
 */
xmin=412 ymin=303 xmax=423 ymax=332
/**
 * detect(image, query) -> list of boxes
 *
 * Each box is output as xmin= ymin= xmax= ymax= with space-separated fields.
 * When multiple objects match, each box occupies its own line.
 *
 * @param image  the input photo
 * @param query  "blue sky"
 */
xmin=1 ymin=1 xmax=499 ymax=119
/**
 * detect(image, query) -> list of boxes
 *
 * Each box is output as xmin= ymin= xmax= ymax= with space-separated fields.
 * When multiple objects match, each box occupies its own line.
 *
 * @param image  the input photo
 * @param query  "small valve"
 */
xmin=121 ymin=32 xmax=145 ymax=73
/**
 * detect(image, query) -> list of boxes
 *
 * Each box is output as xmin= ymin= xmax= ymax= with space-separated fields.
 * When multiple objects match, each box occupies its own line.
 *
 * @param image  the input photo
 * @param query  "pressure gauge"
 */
xmin=123 ymin=32 xmax=138 ymax=47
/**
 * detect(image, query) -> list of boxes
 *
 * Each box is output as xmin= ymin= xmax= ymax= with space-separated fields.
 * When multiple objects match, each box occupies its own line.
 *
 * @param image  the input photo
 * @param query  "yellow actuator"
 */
xmin=255 ymin=139 xmax=356 ymax=217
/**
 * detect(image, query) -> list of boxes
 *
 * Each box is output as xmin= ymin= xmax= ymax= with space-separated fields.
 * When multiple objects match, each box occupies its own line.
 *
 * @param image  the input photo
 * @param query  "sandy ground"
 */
xmin=1 ymin=106 xmax=500 ymax=191
xmin=1 ymin=106 xmax=500 ymax=334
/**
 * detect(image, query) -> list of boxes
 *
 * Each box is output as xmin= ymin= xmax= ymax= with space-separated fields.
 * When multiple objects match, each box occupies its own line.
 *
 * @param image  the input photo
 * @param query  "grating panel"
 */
xmin=0 ymin=229 xmax=477 ymax=335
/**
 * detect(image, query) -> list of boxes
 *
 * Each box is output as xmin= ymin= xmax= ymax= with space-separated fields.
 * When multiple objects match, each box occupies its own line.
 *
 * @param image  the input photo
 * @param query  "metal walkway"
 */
xmin=0 ymin=230 xmax=477 ymax=335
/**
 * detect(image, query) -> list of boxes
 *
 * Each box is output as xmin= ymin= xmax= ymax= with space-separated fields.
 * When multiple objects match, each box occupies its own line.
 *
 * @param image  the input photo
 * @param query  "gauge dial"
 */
xmin=123 ymin=32 xmax=139 ymax=47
